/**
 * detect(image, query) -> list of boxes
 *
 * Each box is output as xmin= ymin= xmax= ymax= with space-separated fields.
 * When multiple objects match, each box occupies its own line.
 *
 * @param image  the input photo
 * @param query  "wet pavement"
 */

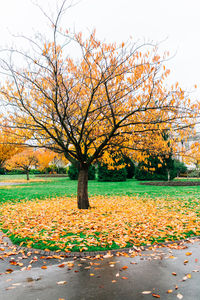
xmin=0 ymin=232 xmax=200 ymax=300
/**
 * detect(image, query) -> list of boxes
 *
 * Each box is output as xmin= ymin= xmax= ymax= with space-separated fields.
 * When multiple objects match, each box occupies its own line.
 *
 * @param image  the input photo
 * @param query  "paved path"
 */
xmin=0 ymin=182 xmax=25 ymax=186
xmin=0 ymin=232 xmax=200 ymax=300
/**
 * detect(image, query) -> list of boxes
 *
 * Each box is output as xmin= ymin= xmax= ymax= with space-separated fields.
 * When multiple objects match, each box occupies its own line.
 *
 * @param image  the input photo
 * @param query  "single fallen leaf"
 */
xmin=185 ymin=252 xmax=192 ymax=256
xmin=121 ymin=277 xmax=128 ymax=280
xmin=112 ymin=280 xmax=117 ymax=283
xmin=6 ymin=269 xmax=14 ymax=273
xmin=6 ymin=286 xmax=16 ymax=290
xmin=58 ymin=264 xmax=65 ymax=268
xmin=57 ymin=281 xmax=67 ymax=285
xmin=41 ymin=266 xmax=47 ymax=269
xmin=90 ymin=273 xmax=95 ymax=276
xmin=18 ymin=263 xmax=23 ymax=267
xmin=177 ymin=293 xmax=183 ymax=299
xmin=172 ymin=272 xmax=177 ymax=276
xmin=186 ymin=273 xmax=191 ymax=279
xmin=152 ymin=294 xmax=160 ymax=298
xmin=67 ymin=263 xmax=74 ymax=268
xmin=121 ymin=266 xmax=128 ymax=270
xmin=142 ymin=291 xmax=152 ymax=294
xmin=182 ymin=275 xmax=188 ymax=281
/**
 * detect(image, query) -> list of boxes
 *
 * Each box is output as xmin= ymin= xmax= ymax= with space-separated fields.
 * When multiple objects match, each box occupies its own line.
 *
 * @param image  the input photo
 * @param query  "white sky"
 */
xmin=0 ymin=0 xmax=199 ymax=100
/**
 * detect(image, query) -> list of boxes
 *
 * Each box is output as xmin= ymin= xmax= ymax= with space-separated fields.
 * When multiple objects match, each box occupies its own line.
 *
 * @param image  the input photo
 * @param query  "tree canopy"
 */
xmin=0 ymin=1 xmax=198 ymax=208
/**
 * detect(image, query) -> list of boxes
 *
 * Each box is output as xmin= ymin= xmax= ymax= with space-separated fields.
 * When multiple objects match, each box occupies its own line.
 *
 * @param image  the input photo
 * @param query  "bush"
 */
xmin=98 ymin=163 xmax=127 ymax=182
xmin=68 ymin=164 xmax=96 ymax=180
xmin=0 ymin=168 xmax=5 ymax=175
xmin=44 ymin=166 xmax=67 ymax=174
xmin=6 ymin=169 xmax=25 ymax=175
xmin=187 ymin=170 xmax=200 ymax=178
xmin=135 ymin=155 xmax=176 ymax=181
xmin=123 ymin=156 xmax=135 ymax=179
xmin=174 ymin=160 xmax=187 ymax=177
xmin=29 ymin=169 xmax=42 ymax=174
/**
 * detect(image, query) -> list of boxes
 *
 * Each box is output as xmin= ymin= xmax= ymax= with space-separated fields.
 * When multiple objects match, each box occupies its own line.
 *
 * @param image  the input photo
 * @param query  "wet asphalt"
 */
xmin=0 ymin=232 xmax=200 ymax=300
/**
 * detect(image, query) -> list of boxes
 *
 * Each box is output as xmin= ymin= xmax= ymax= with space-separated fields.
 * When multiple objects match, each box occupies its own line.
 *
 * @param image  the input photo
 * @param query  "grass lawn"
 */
xmin=0 ymin=175 xmax=200 ymax=252
xmin=1 ymin=174 xmax=200 ymax=203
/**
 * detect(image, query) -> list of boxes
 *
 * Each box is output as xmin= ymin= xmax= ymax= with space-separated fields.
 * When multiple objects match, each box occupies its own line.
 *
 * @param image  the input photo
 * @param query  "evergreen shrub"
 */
xmin=68 ymin=164 xmax=96 ymax=180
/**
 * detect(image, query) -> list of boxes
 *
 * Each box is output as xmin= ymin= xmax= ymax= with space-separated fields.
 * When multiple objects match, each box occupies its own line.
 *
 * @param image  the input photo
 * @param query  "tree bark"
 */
xmin=77 ymin=166 xmax=89 ymax=209
xmin=167 ymin=169 xmax=170 ymax=181
xmin=26 ymin=170 xmax=30 ymax=181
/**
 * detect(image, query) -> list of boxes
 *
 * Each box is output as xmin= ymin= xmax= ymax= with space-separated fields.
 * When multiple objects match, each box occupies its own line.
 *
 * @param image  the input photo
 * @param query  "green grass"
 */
xmin=0 ymin=174 xmax=200 ymax=203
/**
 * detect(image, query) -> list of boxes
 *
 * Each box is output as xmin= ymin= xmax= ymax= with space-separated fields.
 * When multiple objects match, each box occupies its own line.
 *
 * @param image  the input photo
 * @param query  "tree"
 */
xmin=0 ymin=1 xmax=197 ymax=208
xmin=0 ymin=127 xmax=20 ymax=171
xmin=5 ymin=148 xmax=38 ymax=180
xmin=97 ymin=153 xmax=127 ymax=182
xmin=174 ymin=159 xmax=187 ymax=177
xmin=36 ymin=149 xmax=57 ymax=172
xmin=182 ymin=141 xmax=200 ymax=170
xmin=123 ymin=155 xmax=135 ymax=179
xmin=135 ymin=155 xmax=177 ymax=181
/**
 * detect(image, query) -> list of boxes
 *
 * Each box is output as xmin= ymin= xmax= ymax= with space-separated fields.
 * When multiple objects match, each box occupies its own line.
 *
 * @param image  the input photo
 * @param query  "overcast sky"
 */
xmin=0 ymin=0 xmax=199 ymax=100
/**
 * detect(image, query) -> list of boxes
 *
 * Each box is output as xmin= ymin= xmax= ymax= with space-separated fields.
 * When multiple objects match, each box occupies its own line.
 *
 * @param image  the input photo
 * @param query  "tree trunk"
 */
xmin=77 ymin=166 xmax=89 ymax=209
xmin=167 ymin=169 xmax=170 ymax=181
xmin=26 ymin=171 xmax=30 ymax=181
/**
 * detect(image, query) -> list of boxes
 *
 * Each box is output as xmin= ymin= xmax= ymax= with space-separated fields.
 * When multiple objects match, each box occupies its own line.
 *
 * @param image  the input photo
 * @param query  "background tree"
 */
xmin=5 ymin=148 xmax=38 ymax=180
xmin=36 ymin=149 xmax=57 ymax=173
xmin=174 ymin=159 xmax=187 ymax=177
xmin=135 ymin=154 xmax=177 ymax=181
xmin=0 ymin=1 xmax=197 ymax=208
xmin=123 ymin=155 xmax=135 ymax=179
xmin=0 ymin=127 xmax=20 ymax=173
xmin=182 ymin=141 xmax=200 ymax=170
xmin=97 ymin=152 xmax=127 ymax=182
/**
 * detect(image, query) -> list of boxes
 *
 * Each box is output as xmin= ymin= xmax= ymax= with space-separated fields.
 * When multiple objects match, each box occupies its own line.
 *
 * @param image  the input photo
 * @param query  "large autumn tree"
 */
xmin=0 ymin=1 xmax=197 ymax=208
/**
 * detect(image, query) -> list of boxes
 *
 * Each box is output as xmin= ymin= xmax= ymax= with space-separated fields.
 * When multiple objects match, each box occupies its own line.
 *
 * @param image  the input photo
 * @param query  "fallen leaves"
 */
xmin=1 ymin=195 xmax=200 ymax=252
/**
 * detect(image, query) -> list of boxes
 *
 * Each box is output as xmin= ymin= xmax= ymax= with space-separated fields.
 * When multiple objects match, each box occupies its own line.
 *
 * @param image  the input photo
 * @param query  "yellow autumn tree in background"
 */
xmin=5 ymin=148 xmax=38 ymax=180
xmin=0 ymin=127 xmax=20 ymax=170
xmin=182 ymin=141 xmax=200 ymax=170
xmin=0 ymin=1 xmax=198 ymax=208
xmin=36 ymin=149 xmax=56 ymax=172
xmin=36 ymin=149 xmax=68 ymax=173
